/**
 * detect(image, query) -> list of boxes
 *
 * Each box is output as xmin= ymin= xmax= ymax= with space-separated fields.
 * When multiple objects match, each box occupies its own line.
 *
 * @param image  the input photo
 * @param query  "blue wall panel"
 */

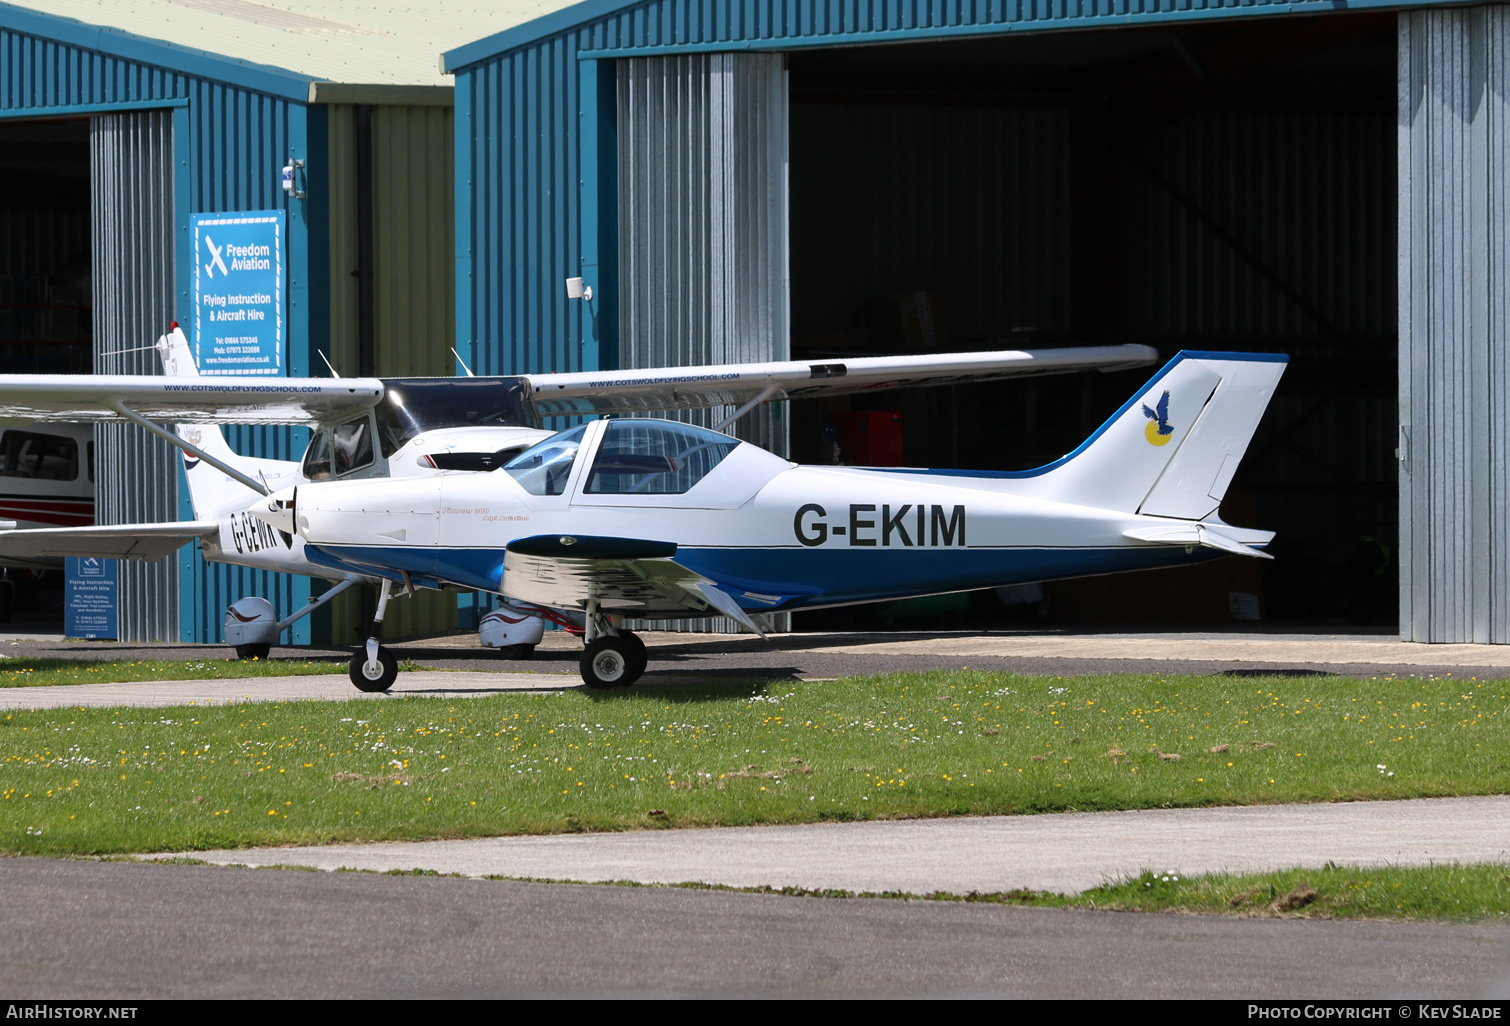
xmin=463 ymin=39 xmax=587 ymax=376
xmin=0 ymin=19 xmax=317 ymax=643
xmin=452 ymin=0 xmax=1444 ymax=392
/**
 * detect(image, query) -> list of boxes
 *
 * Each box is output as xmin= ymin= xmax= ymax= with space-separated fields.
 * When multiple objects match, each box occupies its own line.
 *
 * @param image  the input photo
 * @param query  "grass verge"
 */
xmin=665 ymin=862 xmax=1510 ymax=920
xmin=0 ymin=669 xmax=1504 ymax=855
xmin=136 ymin=859 xmax=1510 ymax=921
xmin=515 ymin=863 xmax=1510 ymax=921
xmin=0 ymin=657 xmax=350 ymax=688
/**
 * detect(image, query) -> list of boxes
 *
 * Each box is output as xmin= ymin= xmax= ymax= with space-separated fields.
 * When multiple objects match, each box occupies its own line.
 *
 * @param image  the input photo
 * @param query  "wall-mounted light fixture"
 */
xmin=565 ymin=276 xmax=593 ymax=303
xmin=281 ymin=158 xmax=306 ymax=200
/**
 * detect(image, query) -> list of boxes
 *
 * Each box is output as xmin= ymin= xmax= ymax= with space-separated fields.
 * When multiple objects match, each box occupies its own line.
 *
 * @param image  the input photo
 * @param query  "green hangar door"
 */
xmin=784 ymin=15 xmax=1398 ymax=632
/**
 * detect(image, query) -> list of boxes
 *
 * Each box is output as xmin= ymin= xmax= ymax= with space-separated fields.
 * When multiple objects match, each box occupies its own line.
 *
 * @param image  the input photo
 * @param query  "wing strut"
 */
xmin=104 ymin=398 xmax=270 ymax=497
xmin=713 ymin=384 xmax=780 ymax=432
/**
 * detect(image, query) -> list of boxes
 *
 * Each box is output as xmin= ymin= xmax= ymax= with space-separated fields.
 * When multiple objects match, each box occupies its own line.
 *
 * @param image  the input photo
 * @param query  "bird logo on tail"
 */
xmin=1142 ymin=390 xmax=1174 ymax=446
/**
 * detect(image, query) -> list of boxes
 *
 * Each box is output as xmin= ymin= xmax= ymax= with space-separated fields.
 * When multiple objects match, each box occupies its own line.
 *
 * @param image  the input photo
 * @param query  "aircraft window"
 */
xmin=0 ymin=431 xmax=78 ymax=481
xmin=376 ymin=378 xmax=540 ymax=456
xmin=303 ymin=430 xmax=333 ymax=481
xmin=502 ymin=425 xmax=588 ymax=496
xmin=332 ymin=420 xmax=373 ymax=476
xmin=303 ymin=419 xmax=373 ymax=480
xmin=585 ymin=420 xmax=738 ymax=495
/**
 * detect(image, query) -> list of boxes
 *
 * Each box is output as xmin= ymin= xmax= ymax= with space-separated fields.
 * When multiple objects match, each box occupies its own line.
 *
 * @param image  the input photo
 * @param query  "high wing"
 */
xmin=0 ymin=521 xmax=218 ymax=569
xmin=523 ymin=344 xmax=1159 ymax=416
xmin=500 ymin=535 xmax=767 ymax=635
xmin=0 ymin=375 xmax=382 ymax=426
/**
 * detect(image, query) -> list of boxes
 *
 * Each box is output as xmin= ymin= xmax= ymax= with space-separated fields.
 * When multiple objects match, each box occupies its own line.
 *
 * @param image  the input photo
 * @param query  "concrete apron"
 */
xmin=152 ymin=795 xmax=1510 ymax=896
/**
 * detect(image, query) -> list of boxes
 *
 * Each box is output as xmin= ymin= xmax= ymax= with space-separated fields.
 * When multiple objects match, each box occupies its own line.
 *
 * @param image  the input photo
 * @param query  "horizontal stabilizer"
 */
xmin=1123 ymin=523 xmax=1274 ymax=560
xmin=0 ymin=521 xmax=218 ymax=564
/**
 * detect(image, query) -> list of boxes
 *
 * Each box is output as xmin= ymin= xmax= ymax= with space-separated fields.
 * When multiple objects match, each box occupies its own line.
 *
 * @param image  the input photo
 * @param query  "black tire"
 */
xmin=0 ymin=580 xmax=14 ymax=624
xmin=619 ymin=630 xmax=647 ymax=678
xmin=496 ymin=643 xmax=536 ymax=661
xmin=349 ymin=646 xmax=398 ymax=693
xmin=579 ymin=636 xmax=642 ymax=689
xmin=235 ymin=643 xmax=271 ymax=661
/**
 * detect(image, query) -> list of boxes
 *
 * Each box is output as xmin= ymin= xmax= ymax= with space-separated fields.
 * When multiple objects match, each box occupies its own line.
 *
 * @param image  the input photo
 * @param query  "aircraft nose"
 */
xmin=252 ymin=486 xmax=297 ymax=535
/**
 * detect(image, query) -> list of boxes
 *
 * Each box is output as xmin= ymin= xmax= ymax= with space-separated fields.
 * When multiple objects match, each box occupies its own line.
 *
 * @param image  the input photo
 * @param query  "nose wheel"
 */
xmin=579 ymin=630 xmax=647 ymax=688
xmin=349 ymin=645 xmax=397 ymax=692
xmin=349 ymin=580 xmax=399 ymax=693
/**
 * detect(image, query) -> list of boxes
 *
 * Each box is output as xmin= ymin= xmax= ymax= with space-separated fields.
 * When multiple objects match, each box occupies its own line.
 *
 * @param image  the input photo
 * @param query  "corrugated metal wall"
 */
xmin=617 ymin=53 xmax=789 ymax=452
xmin=571 ymin=0 xmax=1390 ymax=53
xmin=0 ymin=207 xmax=91 ymax=374
xmin=616 ymin=53 xmax=789 ymax=633
xmin=1122 ymin=111 xmax=1395 ymax=345
xmin=1122 ymin=107 xmax=1398 ymax=612
xmin=90 ymin=110 xmax=178 ymax=642
xmin=0 ymin=21 xmax=316 ymax=644
xmin=461 ymin=36 xmax=586 ymax=376
xmin=1398 ymin=6 xmax=1510 ymax=643
xmin=327 ymin=102 xmax=458 ymax=642
xmin=178 ymin=82 xmax=311 ymax=646
xmin=789 ymin=102 xmax=1072 ymax=344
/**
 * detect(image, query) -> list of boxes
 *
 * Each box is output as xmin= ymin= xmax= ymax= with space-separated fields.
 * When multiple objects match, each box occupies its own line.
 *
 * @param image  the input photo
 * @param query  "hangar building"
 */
xmin=0 ymin=1 xmax=527 ymax=642
xmin=0 ymin=0 xmax=1503 ymax=645
xmin=442 ymin=0 xmax=1508 ymax=644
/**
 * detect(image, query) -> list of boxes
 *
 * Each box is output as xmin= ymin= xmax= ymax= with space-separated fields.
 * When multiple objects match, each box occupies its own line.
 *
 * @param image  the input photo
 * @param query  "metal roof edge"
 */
xmin=440 ymin=0 xmax=636 ymax=73
xmin=443 ymin=0 xmax=1447 ymax=72
xmin=308 ymin=82 xmax=453 ymax=106
xmin=0 ymin=0 xmax=317 ymax=102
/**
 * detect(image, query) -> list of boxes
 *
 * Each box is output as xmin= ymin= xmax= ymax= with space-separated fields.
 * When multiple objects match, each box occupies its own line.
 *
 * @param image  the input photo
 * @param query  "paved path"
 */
xmin=0 ymin=670 xmax=578 ymax=710
xmin=7 ymin=626 xmax=1510 ymax=712
xmin=164 ymin=795 xmax=1510 ymax=895
xmin=14 ymin=626 xmax=1510 ymax=681
xmin=10 ymin=858 xmax=1510 ymax=998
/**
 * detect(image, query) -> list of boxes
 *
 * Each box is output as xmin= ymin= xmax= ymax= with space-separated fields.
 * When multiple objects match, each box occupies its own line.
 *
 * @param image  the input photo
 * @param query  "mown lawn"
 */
xmin=0 ymin=657 xmax=349 ymax=688
xmin=0 ymin=669 xmax=1504 ymax=856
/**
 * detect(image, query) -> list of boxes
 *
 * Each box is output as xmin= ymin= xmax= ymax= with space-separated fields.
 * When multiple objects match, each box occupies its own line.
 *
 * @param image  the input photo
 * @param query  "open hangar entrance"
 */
xmin=783 ymin=13 xmax=1398 ymax=631
xmin=0 ymin=117 xmax=93 ymax=628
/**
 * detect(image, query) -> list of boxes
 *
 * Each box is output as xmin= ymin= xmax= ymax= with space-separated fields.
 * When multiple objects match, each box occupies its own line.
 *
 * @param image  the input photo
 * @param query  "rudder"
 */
xmin=1032 ymin=351 xmax=1287 ymax=517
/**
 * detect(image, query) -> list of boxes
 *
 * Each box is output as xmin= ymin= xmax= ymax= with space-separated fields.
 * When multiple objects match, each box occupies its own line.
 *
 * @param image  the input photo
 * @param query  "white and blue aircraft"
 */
xmin=0 ymin=329 xmax=1174 ymax=671
xmin=256 ymin=348 xmax=1286 ymax=690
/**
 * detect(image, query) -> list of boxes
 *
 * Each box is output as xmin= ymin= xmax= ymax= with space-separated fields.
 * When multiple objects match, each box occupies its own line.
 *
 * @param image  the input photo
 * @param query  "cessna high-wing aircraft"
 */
xmin=0 ymin=328 xmax=1170 ymax=668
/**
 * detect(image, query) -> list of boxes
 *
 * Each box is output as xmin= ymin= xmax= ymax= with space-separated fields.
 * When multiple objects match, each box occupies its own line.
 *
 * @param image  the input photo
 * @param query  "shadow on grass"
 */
xmin=582 ymin=677 xmax=777 ymax=704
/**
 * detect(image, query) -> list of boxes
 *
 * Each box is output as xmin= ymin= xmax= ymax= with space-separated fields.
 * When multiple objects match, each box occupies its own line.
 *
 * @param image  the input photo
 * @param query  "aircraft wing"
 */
xmin=0 ymin=521 xmax=218 ymax=569
xmin=0 ymin=376 xmax=383 ymax=426
xmin=524 ymin=344 xmax=1159 ymax=416
xmin=500 ymin=535 xmax=766 ymax=634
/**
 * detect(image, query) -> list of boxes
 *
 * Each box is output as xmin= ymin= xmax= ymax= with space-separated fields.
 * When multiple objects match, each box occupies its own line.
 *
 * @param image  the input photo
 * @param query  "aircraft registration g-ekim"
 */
xmin=0 ymin=329 xmax=1284 ymax=691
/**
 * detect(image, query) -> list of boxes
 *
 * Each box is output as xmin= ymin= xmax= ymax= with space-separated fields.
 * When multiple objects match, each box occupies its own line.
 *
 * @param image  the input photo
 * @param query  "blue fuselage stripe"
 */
xmin=304 ymin=543 xmax=1220 ymax=611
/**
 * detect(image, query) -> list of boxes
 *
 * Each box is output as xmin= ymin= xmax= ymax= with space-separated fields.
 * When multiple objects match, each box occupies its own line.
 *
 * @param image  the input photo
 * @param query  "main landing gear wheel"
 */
xmin=496 ymin=643 xmax=536 ymax=661
xmin=619 ymin=630 xmax=647 ymax=679
xmin=235 ymin=643 xmax=271 ymax=661
xmin=580 ymin=636 xmax=644 ymax=689
xmin=349 ymin=645 xmax=398 ymax=692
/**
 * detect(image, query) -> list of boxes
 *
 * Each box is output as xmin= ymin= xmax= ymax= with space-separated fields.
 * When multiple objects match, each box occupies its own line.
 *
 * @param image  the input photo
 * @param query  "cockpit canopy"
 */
xmin=374 ymin=377 xmax=539 ymax=456
xmin=304 ymin=377 xmax=540 ymax=481
xmin=503 ymin=420 xmax=741 ymax=497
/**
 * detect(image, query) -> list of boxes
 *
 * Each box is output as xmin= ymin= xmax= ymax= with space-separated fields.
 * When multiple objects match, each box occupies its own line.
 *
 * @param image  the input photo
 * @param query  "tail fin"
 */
xmin=156 ymin=327 xmax=290 ymax=518
xmin=1033 ymin=351 xmax=1287 ymax=520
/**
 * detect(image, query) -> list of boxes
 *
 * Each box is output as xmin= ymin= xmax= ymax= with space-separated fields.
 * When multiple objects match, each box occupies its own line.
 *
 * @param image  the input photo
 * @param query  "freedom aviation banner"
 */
xmin=191 ymin=211 xmax=285 ymax=376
